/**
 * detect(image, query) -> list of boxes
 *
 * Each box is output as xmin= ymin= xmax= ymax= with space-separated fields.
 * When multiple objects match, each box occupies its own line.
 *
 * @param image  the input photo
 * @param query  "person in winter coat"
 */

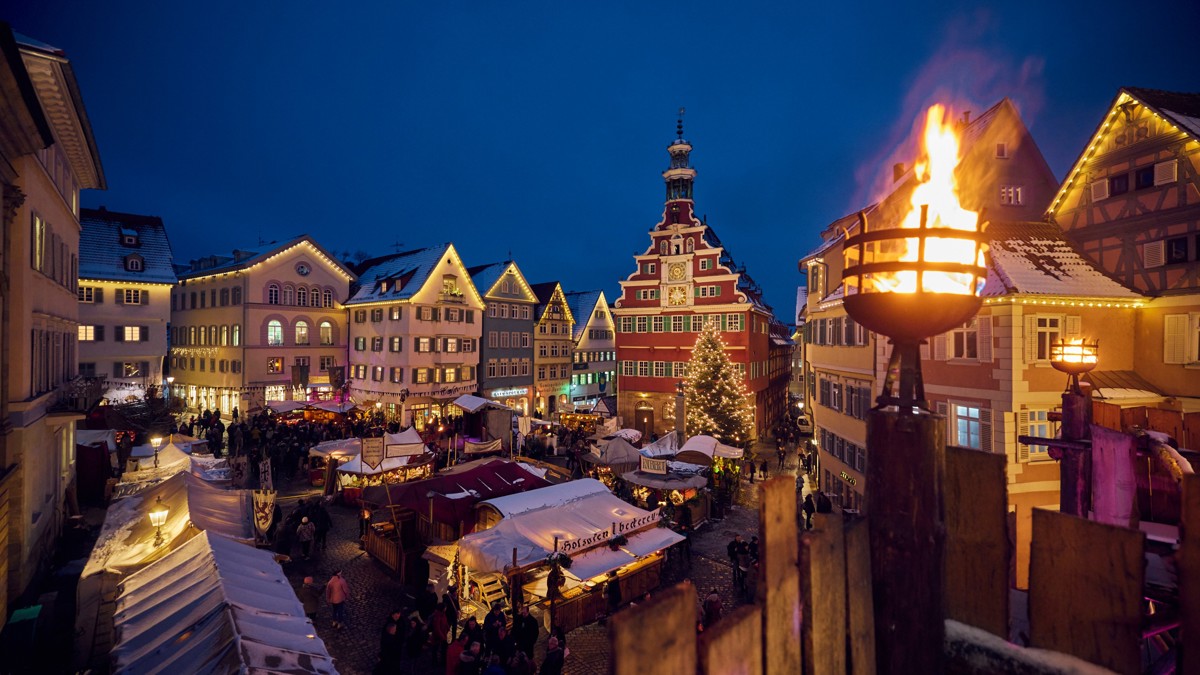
xmin=456 ymin=640 xmax=483 ymax=675
xmin=802 ymin=494 xmax=816 ymax=530
xmin=604 ymin=571 xmax=622 ymax=616
xmin=482 ymin=654 xmax=506 ymax=675
xmin=311 ymin=500 xmax=332 ymax=552
xmin=539 ymin=636 xmax=566 ymax=675
xmin=445 ymin=635 xmax=470 ymax=675
xmin=375 ymin=620 xmax=404 ymax=674
xmin=507 ymin=650 xmax=534 ymax=675
xmin=511 ymin=605 xmax=538 ymax=658
xmin=482 ymin=602 xmax=506 ymax=647
xmin=296 ymin=517 xmax=316 ymax=559
xmin=428 ymin=604 xmax=451 ymax=667
xmin=297 ymin=576 xmax=320 ymax=621
xmin=325 ymin=571 xmax=350 ymax=628
xmin=703 ymin=588 xmax=722 ymax=628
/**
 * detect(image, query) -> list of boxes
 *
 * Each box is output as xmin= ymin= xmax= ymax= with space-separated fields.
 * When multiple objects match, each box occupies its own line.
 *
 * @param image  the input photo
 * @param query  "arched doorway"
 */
xmin=635 ymin=401 xmax=654 ymax=439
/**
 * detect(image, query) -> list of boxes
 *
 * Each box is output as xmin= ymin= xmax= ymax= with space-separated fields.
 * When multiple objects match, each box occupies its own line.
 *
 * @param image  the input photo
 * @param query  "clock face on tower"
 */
xmin=668 ymin=285 xmax=688 ymax=306
xmin=668 ymin=262 xmax=686 ymax=281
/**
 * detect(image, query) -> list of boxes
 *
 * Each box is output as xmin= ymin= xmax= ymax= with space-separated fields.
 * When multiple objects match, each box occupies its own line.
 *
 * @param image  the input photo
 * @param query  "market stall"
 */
xmin=559 ymin=412 xmax=600 ymax=433
xmin=456 ymin=490 xmax=683 ymax=631
xmin=358 ymin=460 xmax=552 ymax=582
xmin=580 ymin=436 xmax=643 ymax=487
xmin=108 ymin=531 xmax=336 ymax=674
xmin=76 ymin=472 xmax=254 ymax=670
xmin=335 ymin=452 xmax=435 ymax=494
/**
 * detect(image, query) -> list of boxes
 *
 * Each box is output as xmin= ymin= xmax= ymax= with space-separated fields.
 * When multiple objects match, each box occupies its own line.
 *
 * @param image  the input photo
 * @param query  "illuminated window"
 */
xmin=267 ymin=284 xmax=280 ymax=304
xmin=295 ymin=321 xmax=309 ymax=345
xmin=267 ymin=320 xmax=283 ymax=346
xmin=267 ymin=357 xmax=284 ymax=374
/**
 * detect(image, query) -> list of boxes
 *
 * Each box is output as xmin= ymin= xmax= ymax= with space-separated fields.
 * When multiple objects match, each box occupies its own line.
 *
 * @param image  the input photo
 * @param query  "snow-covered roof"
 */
xmin=795 ymin=287 xmax=808 ymax=323
xmin=676 ymin=435 xmax=744 ymax=462
xmin=346 ymin=243 xmax=456 ymax=305
xmin=110 ymin=531 xmax=337 ymax=674
xmin=466 ymin=261 xmax=508 ymax=297
xmin=984 ymin=222 xmax=1142 ymax=299
xmin=452 ymin=394 xmax=510 ymax=413
xmin=176 ymin=234 xmax=354 ymax=281
xmin=564 ymin=290 xmax=605 ymax=341
xmin=477 ymin=478 xmax=611 ymax=518
xmin=1124 ymin=88 xmax=1200 ymax=142
xmin=79 ymin=209 xmax=177 ymax=284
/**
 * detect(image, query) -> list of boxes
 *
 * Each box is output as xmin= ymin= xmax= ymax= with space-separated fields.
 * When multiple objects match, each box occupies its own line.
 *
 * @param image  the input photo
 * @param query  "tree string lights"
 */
xmin=684 ymin=322 xmax=754 ymax=448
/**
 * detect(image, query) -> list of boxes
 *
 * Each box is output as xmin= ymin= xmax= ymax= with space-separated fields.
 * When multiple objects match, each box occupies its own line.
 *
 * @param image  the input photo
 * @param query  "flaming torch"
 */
xmin=840 ymin=104 xmax=987 ymax=673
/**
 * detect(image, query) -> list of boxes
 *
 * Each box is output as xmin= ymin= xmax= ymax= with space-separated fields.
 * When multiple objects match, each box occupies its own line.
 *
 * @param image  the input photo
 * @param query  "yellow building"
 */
xmin=170 ymin=236 xmax=354 ymax=415
xmin=530 ymin=282 xmax=574 ymax=417
xmin=0 ymin=28 xmax=105 ymax=624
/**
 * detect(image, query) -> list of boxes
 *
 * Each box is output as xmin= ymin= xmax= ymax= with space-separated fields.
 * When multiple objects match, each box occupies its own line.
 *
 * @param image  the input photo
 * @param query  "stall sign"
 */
xmin=839 ymin=471 xmax=857 ymax=486
xmin=492 ymin=387 xmax=528 ymax=397
xmin=640 ymin=456 xmax=668 ymax=475
xmin=362 ymin=437 xmax=385 ymax=470
xmin=559 ymin=508 xmax=663 ymax=554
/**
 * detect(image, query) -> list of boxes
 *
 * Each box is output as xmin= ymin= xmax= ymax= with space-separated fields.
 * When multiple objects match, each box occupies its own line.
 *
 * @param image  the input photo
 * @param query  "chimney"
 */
xmin=892 ymin=163 xmax=906 ymax=182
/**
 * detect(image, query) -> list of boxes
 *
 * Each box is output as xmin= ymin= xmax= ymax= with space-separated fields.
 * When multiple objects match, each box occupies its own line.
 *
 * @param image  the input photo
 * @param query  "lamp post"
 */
xmin=166 ymin=375 xmax=174 ymax=408
xmin=150 ymin=435 xmax=163 ymax=469
xmin=149 ymin=495 xmax=169 ymax=546
xmin=840 ymin=106 xmax=989 ymax=673
xmin=1049 ymin=338 xmax=1099 ymax=517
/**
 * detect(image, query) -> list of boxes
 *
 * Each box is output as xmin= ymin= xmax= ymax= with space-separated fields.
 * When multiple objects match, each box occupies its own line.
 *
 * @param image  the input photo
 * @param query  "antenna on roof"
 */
xmin=677 ymin=107 xmax=686 ymax=140
xmin=391 ymin=241 xmax=404 ymax=253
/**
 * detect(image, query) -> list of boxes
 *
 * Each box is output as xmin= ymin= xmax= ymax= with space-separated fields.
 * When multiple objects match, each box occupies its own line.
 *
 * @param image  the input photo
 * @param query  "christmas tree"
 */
xmin=685 ymin=321 xmax=755 ymax=447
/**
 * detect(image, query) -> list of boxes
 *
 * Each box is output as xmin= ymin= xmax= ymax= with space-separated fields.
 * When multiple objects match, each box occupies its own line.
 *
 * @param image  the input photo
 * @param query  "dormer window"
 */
xmin=379 ymin=280 xmax=390 ymax=294
xmin=442 ymin=274 xmax=460 ymax=296
xmin=120 ymin=228 xmax=139 ymax=246
xmin=124 ymin=254 xmax=144 ymax=272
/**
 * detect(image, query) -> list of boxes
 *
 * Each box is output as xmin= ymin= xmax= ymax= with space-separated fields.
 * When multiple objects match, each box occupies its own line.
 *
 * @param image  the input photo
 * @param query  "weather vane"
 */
xmin=677 ymin=107 xmax=685 ymax=140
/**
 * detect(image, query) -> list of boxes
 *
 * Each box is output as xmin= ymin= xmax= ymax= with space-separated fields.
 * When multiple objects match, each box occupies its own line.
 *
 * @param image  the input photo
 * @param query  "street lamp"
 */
xmin=1043 ymin=337 xmax=1100 ymax=517
xmin=150 ymin=435 xmax=163 ymax=469
xmin=839 ymin=104 xmax=988 ymax=674
xmin=148 ymin=495 xmax=169 ymax=546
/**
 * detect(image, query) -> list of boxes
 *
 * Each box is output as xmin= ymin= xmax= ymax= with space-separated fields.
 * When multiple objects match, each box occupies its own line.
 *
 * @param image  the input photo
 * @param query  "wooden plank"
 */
xmin=1180 ymin=473 xmax=1200 ymax=675
xmin=701 ymin=604 xmax=762 ymax=675
xmin=1146 ymin=408 xmax=1184 ymax=442
xmin=801 ymin=512 xmax=845 ymax=675
xmin=944 ymin=445 xmax=1009 ymax=638
xmin=1119 ymin=406 xmax=1146 ymax=434
xmin=758 ymin=477 xmax=801 ymax=675
xmin=1028 ymin=508 xmax=1143 ymax=674
xmin=1185 ymin=412 xmax=1200 ymax=455
xmin=1092 ymin=400 xmax=1121 ymax=433
xmin=843 ymin=516 xmax=875 ymax=675
xmin=610 ymin=581 xmax=696 ymax=675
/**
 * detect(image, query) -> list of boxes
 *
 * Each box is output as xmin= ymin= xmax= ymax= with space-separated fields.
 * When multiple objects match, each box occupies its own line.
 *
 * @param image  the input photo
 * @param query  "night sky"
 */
xmin=8 ymin=2 xmax=1199 ymax=318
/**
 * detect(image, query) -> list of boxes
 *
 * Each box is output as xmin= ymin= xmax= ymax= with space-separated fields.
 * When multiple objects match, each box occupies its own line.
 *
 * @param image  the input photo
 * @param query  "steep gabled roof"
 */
xmin=467 ymin=260 xmax=537 ymax=302
xmin=347 ymin=243 xmax=456 ymax=305
xmin=564 ymin=290 xmax=605 ymax=341
xmin=1047 ymin=87 xmax=1200 ymax=217
xmin=79 ymin=207 xmax=177 ymax=284
xmin=983 ymin=221 xmax=1143 ymax=299
xmin=178 ymin=234 xmax=354 ymax=281
xmin=530 ymin=281 xmax=574 ymax=325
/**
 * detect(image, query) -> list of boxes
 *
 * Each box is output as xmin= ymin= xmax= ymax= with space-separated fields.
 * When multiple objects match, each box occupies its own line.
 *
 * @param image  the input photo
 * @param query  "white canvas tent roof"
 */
xmin=640 ymin=431 xmax=682 ymax=458
xmin=312 ymin=400 xmax=357 ymax=414
xmin=451 ymin=394 xmax=510 ymax=413
xmin=128 ymin=441 xmax=192 ymax=467
xmin=110 ymin=531 xmax=337 ymax=675
xmin=583 ymin=437 xmax=642 ymax=468
xmin=77 ymin=429 xmax=117 ymax=451
xmin=458 ymin=491 xmax=676 ymax=575
xmin=266 ymin=400 xmax=310 ymax=413
xmin=676 ymin=435 xmax=744 ymax=463
xmin=385 ymin=427 xmax=428 ymax=457
xmin=477 ymin=478 xmax=610 ymax=519
xmin=308 ymin=437 xmax=361 ymax=459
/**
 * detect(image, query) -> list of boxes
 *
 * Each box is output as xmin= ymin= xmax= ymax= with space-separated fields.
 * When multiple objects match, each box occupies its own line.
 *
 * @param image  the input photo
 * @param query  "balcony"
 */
xmin=439 ymin=291 xmax=466 ymax=304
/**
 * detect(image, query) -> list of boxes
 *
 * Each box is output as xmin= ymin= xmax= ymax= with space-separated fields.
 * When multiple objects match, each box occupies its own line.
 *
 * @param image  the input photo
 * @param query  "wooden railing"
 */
xmin=607 ymin=452 xmax=1200 ymax=674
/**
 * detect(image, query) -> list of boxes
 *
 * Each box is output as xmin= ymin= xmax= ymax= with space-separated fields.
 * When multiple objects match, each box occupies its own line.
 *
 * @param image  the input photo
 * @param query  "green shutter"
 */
xmin=721 ymin=314 xmax=727 ymax=331
xmin=683 ymin=316 xmax=691 ymax=331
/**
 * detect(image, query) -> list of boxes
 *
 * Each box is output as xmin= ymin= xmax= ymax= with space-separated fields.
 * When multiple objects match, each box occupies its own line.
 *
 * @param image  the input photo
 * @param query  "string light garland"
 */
xmin=684 ymin=322 xmax=755 ymax=448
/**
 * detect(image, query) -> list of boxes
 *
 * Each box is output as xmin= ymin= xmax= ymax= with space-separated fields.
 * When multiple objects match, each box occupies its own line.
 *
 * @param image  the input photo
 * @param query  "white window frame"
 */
xmin=950 ymin=319 xmax=978 ymax=360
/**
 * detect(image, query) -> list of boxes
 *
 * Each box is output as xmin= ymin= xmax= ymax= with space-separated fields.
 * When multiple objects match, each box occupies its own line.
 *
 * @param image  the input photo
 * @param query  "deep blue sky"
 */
xmin=9 ymin=2 xmax=1199 ymax=318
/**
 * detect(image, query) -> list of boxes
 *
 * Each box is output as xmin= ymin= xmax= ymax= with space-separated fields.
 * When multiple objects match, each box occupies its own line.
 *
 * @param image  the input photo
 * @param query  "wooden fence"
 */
xmin=608 ymin=450 xmax=1200 ymax=674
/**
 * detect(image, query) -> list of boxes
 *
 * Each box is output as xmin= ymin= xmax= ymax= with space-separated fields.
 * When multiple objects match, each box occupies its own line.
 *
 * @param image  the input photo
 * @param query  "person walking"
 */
xmin=297 ymin=576 xmax=320 ymax=622
xmin=443 ymin=590 xmax=461 ymax=642
xmin=326 ymin=570 xmax=350 ymax=629
xmin=375 ymin=620 xmax=404 ymax=674
xmin=312 ymin=499 xmax=332 ymax=552
xmin=759 ymin=459 xmax=769 ymax=480
xmin=727 ymin=535 xmax=744 ymax=586
xmin=604 ymin=570 xmax=623 ymax=619
xmin=359 ymin=505 xmax=373 ymax=541
xmin=777 ymin=447 xmax=786 ymax=470
xmin=703 ymin=588 xmax=722 ymax=628
xmin=296 ymin=517 xmax=316 ymax=560
xmin=429 ymin=603 xmax=451 ymax=667
xmin=803 ymin=493 xmax=816 ymax=530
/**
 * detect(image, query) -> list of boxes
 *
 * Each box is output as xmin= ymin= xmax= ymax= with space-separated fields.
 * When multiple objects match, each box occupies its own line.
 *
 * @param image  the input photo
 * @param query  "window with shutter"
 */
xmin=115 ymin=326 xmax=125 ymax=342
xmin=1090 ymin=179 xmax=1109 ymax=202
xmin=1164 ymin=314 xmax=1188 ymax=364
xmin=140 ymin=326 xmax=149 ymax=342
xmin=95 ymin=325 xmax=104 ymax=341
xmin=1154 ymin=159 xmax=1178 ymax=186
xmin=933 ymin=334 xmax=947 ymax=360
xmin=1144 ymin=240 xmax=1165 ymax=268
xmin=980 ymin=409 xmax=993 ymax=453
xmin=920 ymin=340 xmax=930 ymax=360
xmin=978 ymin=316 xmax=993 ymax=362
xmin=1017 ymin=410 xmax=1030 ymax=462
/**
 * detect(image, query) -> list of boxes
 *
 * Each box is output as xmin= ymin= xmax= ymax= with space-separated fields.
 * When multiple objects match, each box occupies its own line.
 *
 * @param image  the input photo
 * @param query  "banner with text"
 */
xmin=640 ymin=456 xmax=668 ymax=474
xmin=361 ymin=437 xmax=385 ymax=470
xmin=558 ymin=508 xmax=663 ymax=555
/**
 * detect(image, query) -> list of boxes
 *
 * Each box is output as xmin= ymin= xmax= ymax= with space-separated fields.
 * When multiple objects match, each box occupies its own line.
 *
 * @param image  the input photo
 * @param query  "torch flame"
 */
xmin=874 ymin=104 xmax=986 ymax=295
xmin=1053 ymin=338 xmax=1098 ymax=366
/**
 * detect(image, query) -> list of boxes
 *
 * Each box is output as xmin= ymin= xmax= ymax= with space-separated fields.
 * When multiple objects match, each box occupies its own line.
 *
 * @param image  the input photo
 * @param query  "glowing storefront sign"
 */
xmin=491 ymin=387 xmax=529 ymax=397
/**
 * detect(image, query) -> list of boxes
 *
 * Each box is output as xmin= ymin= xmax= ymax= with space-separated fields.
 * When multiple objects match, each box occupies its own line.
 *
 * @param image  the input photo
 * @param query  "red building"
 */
xmin=614 ymin=118 xmax=787 ymax=440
